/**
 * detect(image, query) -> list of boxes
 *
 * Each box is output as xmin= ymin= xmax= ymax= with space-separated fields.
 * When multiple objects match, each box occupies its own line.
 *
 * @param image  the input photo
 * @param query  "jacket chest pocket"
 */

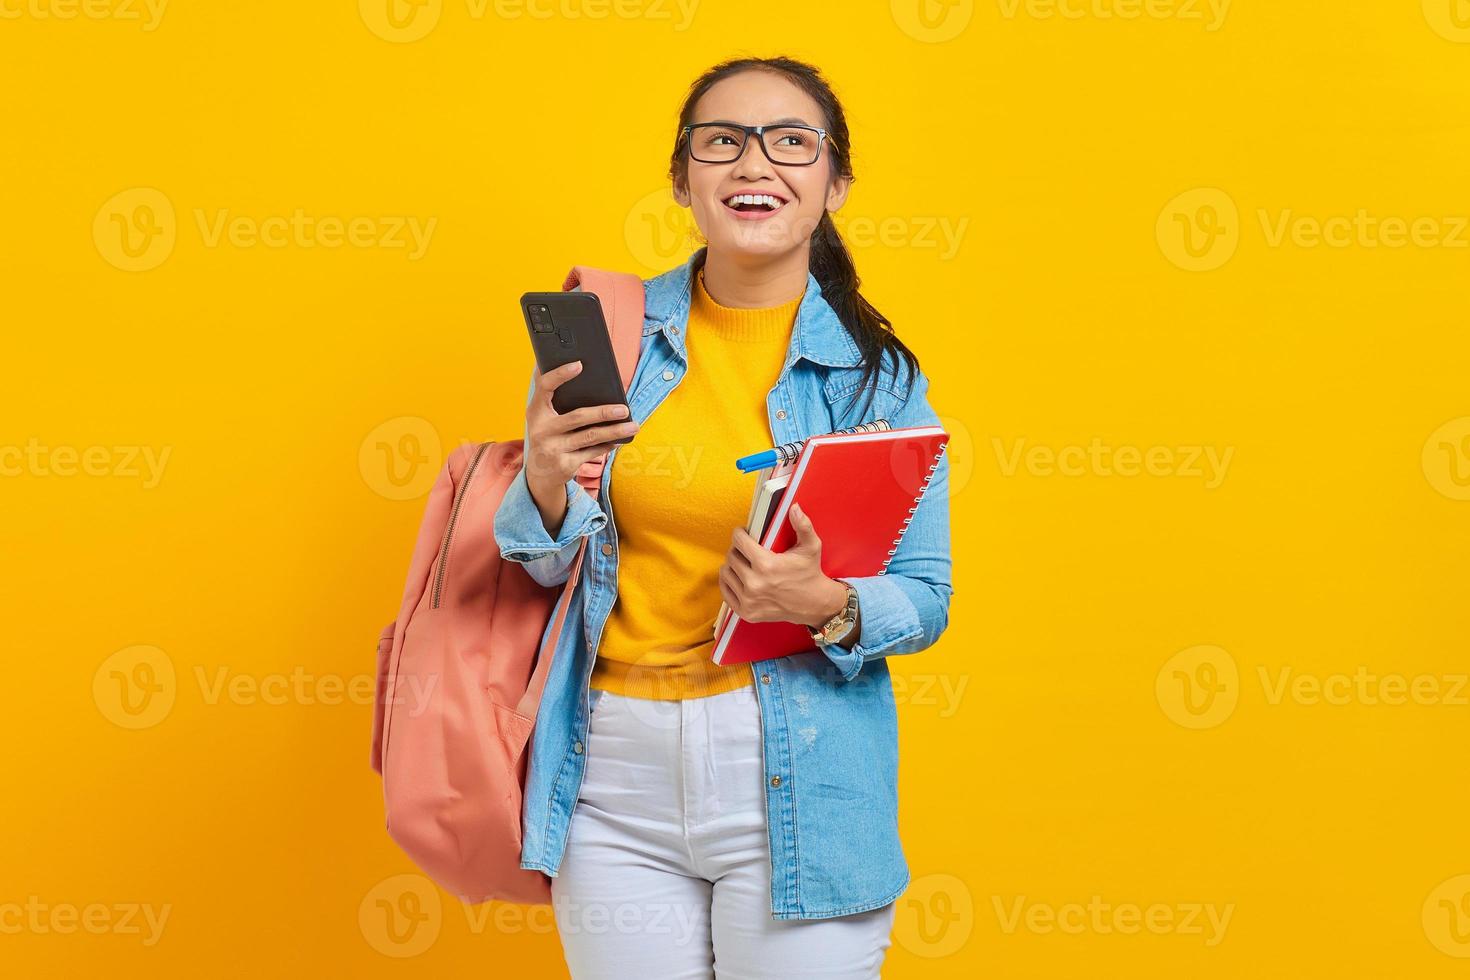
xmin=820 ymin=366 xmax=906 ymax=431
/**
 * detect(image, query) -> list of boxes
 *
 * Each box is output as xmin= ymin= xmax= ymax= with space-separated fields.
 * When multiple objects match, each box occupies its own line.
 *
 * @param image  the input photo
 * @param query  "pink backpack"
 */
xmin=370 ymin=267 xmax=645 ymax=904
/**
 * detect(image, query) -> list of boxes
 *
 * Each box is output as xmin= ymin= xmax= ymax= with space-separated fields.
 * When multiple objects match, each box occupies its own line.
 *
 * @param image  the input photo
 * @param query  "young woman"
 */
xmin=493 ymin=56 xmax=954 ymax=979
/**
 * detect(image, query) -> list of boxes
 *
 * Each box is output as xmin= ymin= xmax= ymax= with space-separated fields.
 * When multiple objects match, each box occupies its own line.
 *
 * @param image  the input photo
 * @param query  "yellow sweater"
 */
xmin=589 ymin=270 xmax=801 ymax=700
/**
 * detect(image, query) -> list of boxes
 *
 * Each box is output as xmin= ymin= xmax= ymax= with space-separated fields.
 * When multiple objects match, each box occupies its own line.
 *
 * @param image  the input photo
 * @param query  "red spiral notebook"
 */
xmin=710 ymin=423 xmax=950 ymax=666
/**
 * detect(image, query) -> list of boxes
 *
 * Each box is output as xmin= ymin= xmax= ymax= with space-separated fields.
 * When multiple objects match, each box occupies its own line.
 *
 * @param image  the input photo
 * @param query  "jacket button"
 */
xmin=601 ymin=543 xmax=613 ymax=555
xmin=671 ymin=325 xmax=680 ymax=334
xmin=662 ymin=369 xmax=674 ymax=381
xmin=760 ymin=673 xmax=771 ymax=684
xmin=775 ymin=409 xmax=787 ymax=420
xmin=769 ymin=775 xmax=781 ymax=787
xmin=573 ymin=740 xmax=584 ymax=754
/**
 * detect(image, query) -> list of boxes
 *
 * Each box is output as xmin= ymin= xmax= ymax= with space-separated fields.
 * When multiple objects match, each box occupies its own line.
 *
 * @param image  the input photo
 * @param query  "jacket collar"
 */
xmin=642 ymin=247 xmax=864 ymax=368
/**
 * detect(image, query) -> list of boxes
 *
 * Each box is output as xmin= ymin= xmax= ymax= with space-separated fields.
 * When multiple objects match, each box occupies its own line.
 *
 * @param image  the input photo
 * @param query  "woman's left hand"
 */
xmin=718 ymin=502 xmax=847 ymax=629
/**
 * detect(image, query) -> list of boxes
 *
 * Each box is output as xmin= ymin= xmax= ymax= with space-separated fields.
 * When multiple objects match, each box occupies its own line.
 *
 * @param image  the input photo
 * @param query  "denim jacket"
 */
xmin=493 ymin=248 xmax=954 ymax=920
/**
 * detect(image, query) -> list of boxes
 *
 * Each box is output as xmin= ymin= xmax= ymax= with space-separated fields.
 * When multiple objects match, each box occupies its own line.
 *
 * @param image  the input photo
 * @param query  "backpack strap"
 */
xmin=562 ymin=266 xmax=644 ymax=389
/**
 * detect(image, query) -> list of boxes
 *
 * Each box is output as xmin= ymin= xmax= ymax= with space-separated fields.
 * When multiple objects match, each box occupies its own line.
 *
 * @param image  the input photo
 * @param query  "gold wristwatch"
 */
xmin=810 ymin=579 xmax=859 ymax=648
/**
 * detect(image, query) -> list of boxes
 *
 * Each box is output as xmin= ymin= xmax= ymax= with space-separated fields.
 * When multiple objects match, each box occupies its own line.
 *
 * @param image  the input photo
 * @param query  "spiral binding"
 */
xmin=770 ymin=419 xmax=891 ymax=467
xmin=879 ymin=439 xmax=948 ymax=573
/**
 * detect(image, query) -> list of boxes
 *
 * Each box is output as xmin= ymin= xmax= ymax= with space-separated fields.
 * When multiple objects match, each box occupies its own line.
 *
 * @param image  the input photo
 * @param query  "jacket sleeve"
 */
xmin=493 ymin=366 xmax=608 ymax=589
xmin=819 ymin=369 xmax=955 ymax=682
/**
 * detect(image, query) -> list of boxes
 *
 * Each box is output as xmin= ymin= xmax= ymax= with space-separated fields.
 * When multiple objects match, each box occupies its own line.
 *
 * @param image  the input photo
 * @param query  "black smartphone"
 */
xmin=520 ymin=291 xmax=634 ymax=445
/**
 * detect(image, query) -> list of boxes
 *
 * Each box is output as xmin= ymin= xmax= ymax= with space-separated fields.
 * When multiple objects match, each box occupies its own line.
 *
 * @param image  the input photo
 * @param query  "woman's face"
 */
xmin=673 ymin=70 xmax=851 ymax=260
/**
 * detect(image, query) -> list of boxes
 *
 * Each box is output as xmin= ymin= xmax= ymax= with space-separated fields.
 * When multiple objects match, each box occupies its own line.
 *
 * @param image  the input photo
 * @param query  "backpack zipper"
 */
xmin=431 ymin=441 xmax=491 ymax=609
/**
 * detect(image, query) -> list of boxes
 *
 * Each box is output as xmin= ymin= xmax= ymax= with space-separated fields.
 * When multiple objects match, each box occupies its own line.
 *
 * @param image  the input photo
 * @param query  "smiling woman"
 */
xmin=493 ymin=55 xmax=953 ymax=980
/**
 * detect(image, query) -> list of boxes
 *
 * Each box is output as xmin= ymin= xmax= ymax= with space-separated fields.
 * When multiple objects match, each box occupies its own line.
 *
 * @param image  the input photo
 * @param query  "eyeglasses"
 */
xmin=679 ymin=122 xmax=839 ymax=167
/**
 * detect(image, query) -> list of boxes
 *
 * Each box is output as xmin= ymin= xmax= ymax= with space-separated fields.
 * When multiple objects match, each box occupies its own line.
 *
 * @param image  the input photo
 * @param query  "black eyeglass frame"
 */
xmin=678 ymin=122 xmax=840 ymax=167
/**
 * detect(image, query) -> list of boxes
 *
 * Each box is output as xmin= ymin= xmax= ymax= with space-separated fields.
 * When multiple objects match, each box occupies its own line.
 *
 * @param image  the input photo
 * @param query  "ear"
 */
xmin=672 ymin=174 xmax=691 ymax=208
xmin=824 ymin=173 xmax=852 ymax=214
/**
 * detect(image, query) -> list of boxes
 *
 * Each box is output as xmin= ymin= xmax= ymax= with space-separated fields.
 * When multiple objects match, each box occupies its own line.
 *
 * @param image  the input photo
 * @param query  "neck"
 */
xmin=699 ymin=245 xmax=809 ymax=309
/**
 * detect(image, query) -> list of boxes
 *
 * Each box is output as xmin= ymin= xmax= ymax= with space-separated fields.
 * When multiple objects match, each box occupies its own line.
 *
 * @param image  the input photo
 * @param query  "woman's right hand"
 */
xmin=523 ymin=360 xmax=639 ymax=532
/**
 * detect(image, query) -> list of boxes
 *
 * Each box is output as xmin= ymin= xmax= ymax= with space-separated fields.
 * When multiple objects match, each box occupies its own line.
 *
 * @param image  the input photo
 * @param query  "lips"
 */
xmin=721 ymin=192 xmax=789 ymax=221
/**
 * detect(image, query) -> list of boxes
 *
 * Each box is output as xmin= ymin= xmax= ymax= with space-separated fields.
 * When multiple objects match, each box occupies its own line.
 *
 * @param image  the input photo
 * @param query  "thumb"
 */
xmin=790 ymin=502 xmax=821 ymax=549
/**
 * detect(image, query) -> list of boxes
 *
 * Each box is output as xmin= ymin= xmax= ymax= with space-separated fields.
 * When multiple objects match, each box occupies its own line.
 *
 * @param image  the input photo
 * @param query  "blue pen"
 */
xmin=735 ymin=419 xmax=890 ymax=473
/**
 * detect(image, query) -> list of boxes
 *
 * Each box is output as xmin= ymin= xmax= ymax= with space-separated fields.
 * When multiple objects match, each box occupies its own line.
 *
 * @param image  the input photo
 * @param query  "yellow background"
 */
xmin=3 ymin=0 xmax=1469 ymax=976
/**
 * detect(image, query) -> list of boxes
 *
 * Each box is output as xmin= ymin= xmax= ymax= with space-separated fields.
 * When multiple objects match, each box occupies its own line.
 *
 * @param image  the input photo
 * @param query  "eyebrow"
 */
xmin=702 ymin=117 xmax=816 ymax=128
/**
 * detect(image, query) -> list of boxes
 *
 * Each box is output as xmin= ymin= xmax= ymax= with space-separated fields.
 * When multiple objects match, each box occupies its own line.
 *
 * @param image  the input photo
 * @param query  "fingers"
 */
xmin=548 ymin=402 xmax=633 ymax=433
xmin=561 ymin=419 xmax=639 ymax=450
xmin=718 ymin=566 xmax=742 ymax=614
xmin=534 ymin=359 xmax=585 ymax=400
xmin=729 ymin=527 xmax=767 ymax=568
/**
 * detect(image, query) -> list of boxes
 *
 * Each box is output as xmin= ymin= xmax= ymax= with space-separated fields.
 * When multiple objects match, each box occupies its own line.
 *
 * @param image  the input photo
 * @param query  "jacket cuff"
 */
xmin=818 ymin=574 xmax=924 ymax=681
xmin=494 ymin=465 xmax=606 ymax=562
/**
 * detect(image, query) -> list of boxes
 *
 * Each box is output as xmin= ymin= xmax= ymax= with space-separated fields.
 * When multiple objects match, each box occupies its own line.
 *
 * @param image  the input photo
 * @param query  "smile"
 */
xmin=721 ymin=192 xmax=789 ymax=220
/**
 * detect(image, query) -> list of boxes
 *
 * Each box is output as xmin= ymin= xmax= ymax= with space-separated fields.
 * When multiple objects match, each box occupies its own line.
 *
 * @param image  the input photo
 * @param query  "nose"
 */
xmin=729 ymin=133 xmax=775 ymax=182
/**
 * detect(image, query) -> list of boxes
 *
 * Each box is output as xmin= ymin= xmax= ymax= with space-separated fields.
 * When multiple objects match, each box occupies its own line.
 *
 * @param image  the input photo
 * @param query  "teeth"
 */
xmin=725 ymin=193 xmax=783 ymax=208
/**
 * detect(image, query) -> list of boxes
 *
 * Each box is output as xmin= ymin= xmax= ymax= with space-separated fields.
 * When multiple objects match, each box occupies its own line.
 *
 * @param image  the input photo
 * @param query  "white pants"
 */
xmin=550 ymin=684 xmax=897 ymax=979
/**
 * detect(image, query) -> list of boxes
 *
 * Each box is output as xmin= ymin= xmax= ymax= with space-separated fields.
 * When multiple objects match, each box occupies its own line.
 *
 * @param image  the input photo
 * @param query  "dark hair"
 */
xmin=667 ymin=55 xmax=921 ymax=421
